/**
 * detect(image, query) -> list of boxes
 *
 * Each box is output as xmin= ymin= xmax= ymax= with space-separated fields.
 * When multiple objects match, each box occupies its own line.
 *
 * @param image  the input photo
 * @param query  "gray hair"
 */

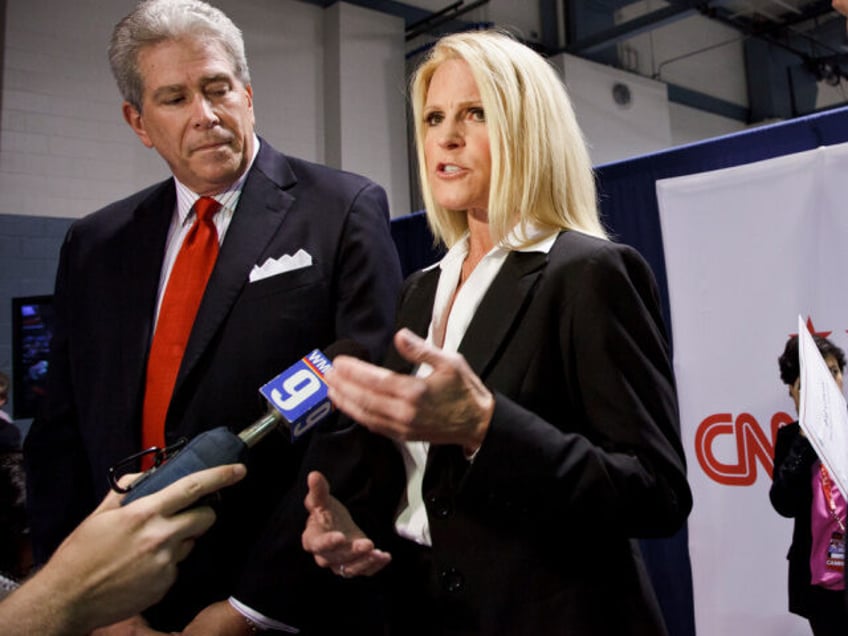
xmin=109 ymin=0 xmax=251 ymax=111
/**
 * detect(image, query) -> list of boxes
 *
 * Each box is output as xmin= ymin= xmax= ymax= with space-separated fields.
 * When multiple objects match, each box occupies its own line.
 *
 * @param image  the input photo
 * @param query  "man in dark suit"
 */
xmin=23 ymin=1 xmax=401 ymax=634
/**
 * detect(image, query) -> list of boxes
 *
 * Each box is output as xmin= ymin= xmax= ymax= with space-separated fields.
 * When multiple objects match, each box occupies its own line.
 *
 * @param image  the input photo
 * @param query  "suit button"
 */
xmin=440 ymin=567 xmax=465 ymax=594
xmin=427 ymin=494 xmax=452 ymax=518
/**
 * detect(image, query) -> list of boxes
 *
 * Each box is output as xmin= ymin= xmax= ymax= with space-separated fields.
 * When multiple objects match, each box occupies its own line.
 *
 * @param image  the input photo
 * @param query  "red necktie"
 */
xmin=141 ymin=197 xmax=220 ymax=464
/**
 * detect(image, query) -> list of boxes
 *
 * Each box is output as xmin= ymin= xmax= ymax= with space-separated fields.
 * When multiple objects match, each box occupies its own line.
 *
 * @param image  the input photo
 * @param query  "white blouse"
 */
xmin=394 ymin=224 xmax=558 ymax=546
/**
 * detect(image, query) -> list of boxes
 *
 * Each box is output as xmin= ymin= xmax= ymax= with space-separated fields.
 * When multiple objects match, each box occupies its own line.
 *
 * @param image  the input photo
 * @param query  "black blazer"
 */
xmin=298 ymin=230 xmax=693 ymax=635
xmin=23 ymin=140 xmax=402 ymax=630
xmin=770 ymin=421 xmax=820 ymax=618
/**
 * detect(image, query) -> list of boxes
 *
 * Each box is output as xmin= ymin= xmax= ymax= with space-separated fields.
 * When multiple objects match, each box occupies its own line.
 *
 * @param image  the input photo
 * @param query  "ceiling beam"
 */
xmin=565 ymin=1 xmax=705 ymax=55
xmin=296 ymin=0 xmax=491 ymax=39
xmin=295 ymin=0 xmax=434 ymax=28
xmin=698 ymin=0 xmax=840 ymax=60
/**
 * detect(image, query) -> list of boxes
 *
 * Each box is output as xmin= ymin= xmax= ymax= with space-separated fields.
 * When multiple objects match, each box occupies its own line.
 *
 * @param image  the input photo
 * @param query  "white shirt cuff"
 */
xmin=228 ymin=596 xmax=300 ymax=633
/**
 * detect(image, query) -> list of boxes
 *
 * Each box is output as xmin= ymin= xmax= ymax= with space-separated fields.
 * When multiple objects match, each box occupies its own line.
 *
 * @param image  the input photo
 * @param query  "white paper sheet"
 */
xmin=798 ymin=314 xmax=848 ymax=496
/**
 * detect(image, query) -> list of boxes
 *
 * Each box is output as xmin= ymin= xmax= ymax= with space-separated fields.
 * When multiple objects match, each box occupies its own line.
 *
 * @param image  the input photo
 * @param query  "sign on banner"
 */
xmin=657 ymin=141 xmax=848 ymax=635
xmin=798 ymin=315 xmax=848 ymax=497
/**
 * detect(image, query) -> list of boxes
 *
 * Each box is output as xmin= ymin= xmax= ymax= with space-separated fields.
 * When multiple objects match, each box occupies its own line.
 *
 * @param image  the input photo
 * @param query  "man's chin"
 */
xmin=190 ymin=158 xmax=247 ymax=189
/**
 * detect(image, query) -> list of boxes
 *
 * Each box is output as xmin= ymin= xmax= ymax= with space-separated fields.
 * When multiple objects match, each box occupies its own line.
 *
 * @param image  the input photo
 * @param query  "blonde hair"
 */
xmin=410 ymin=30 xmax=607 ymax=248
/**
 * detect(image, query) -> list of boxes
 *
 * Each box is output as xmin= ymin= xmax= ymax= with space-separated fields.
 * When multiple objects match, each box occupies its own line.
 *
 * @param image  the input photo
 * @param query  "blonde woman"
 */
xmin=302 ymin=31 xmax=692 ymax=635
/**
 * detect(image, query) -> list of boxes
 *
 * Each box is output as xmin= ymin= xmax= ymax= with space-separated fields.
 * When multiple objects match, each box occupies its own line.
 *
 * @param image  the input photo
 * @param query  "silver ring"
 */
xmin=339 ymin=564 xmax=347 ymax=577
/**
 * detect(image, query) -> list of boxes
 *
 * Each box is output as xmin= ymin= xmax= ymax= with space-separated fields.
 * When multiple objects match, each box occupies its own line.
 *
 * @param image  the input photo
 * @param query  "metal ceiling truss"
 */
xmin=300 ymin=0 xmax=847 ymax=119
xmin=561 ymin=0 xmax=847 ymax=120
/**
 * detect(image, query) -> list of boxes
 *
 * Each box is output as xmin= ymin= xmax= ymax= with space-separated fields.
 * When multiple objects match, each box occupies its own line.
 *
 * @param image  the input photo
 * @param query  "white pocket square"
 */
xmin=249 ymin=249 xmax=313 ymax=282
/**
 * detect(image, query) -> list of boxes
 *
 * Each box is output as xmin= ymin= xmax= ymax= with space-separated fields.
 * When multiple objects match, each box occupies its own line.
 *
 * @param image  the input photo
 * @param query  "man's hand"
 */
xmin=31 ymin=464 xmax=246 ymax=635
xmin=90 ymin=615 xmax=167 ymax=636
xmin=181 ymin=600 xmax=257 ymax=636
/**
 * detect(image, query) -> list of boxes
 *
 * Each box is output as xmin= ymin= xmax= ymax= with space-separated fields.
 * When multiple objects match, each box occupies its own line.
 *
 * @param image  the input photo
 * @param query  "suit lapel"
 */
xmin=458 ymin=250 xmax=547 ymax=379
xmin=390 ymin=249 xmax=548 ymax=378
xmin=425 ymin=249 xmax=547 ymax=484
xmin=175 ymin=143 xmax=296 ymax=391
xmin=384 ymin=268 xmax=440 ymax=372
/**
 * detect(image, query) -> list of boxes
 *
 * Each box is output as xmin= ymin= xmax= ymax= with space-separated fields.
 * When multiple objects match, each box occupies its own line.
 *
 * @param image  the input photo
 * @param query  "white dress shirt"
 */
xmin=152 ymin=134 xmax=260 ymax=326
xmin=143 ymin=135 xmax=296 ymax=632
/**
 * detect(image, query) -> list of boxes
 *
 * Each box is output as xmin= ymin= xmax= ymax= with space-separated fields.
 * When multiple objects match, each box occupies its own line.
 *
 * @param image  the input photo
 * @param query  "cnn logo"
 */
xmin=695 ymin=412 xmax=795 ymax=486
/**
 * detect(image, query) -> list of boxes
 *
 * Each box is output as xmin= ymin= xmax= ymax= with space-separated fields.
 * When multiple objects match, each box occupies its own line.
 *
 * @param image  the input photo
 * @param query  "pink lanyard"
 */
xmin=820 ymin=464 xmax=846 ymax=533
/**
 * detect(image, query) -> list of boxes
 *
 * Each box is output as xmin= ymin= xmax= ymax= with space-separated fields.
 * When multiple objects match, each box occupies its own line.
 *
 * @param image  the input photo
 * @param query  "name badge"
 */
xmin=826 ymin=531 xmax=845 ymax=573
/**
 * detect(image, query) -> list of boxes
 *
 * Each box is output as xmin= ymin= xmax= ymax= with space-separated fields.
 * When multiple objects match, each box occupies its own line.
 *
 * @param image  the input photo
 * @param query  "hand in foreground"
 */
xmin=834 ymin=0 xmax=848 ymax=17
xmin=325 ymin=328 xmax=494 ymax=452
xmin=0 ymin=464 xmax=246 ymax=636
xmin=302 ymin=471 xmax=391 ymax=578
xmin=181 ymin=600 xmax=257 ymax=636
xmin=90 ymin=615 xmax=167 ymax=636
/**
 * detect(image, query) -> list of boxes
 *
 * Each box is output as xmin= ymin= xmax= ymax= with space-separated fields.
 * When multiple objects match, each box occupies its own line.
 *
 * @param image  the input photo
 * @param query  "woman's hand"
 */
xmin=301 ymin=471 xmax=391 ymax=577
xmin=325 ymin=328 xmax=494 ymax=453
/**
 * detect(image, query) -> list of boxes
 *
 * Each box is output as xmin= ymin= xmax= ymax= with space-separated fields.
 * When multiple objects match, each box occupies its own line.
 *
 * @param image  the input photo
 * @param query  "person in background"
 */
xmin=0 ymin=371 xmax=27 ymax=583
xmin=826 ymin=2 xmax=848 ymax=604
xmin=0 ymin=372 xmax=21 ymax=451
xmin=0 ymin=449 xmax=29 ymax=584
xmin=0 ymin=464 xmax=245 ymax=635
xmin=770 ymin=334 xmax=848 ymax=636
xmin=299 ymin=30 xmax=693 ymax=636
xmin=825 ymin=8 xmax=848 ymax=618
xmin=23 ymin=0 xmax=401 ymax=634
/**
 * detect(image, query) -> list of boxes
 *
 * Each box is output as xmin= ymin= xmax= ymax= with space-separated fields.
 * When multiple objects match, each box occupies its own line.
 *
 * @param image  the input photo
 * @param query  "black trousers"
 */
xmin=807 ymin=585 xmax=848 ymax=636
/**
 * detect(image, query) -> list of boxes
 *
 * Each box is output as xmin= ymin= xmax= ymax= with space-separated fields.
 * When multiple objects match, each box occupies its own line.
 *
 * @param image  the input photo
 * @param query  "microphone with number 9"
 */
xmin=118 ymin=340 xmax=365 ymax=505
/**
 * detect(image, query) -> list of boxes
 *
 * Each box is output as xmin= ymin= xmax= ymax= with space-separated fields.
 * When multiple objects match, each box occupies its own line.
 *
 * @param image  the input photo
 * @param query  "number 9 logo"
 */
xmin=270 ymin=369 xmax=321 ymax=412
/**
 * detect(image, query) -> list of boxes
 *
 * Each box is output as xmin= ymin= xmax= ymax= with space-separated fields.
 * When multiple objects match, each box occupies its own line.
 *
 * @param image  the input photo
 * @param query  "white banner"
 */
xmin=657 ymin=141 xmax=848 ymax=635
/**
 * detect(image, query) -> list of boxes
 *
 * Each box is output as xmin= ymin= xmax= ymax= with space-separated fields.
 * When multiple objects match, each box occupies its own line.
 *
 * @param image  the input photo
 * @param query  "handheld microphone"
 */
xmin=119 ymin=340 xmax=365 ymax=505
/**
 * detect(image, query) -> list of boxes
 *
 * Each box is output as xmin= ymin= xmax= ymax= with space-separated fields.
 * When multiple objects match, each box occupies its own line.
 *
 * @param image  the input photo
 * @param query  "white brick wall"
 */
xmin=2 ymin=0 xmax=168 ymax=218
xmin=326 ymin=2 xmax=409 ymax=217
xmin=1 ymin=0 xmax=411 ymax=219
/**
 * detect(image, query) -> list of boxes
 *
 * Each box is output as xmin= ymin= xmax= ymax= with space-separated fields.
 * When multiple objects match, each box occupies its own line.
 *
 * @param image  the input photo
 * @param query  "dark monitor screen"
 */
xmin=11 ymin=295 xmax=55 ymax=420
